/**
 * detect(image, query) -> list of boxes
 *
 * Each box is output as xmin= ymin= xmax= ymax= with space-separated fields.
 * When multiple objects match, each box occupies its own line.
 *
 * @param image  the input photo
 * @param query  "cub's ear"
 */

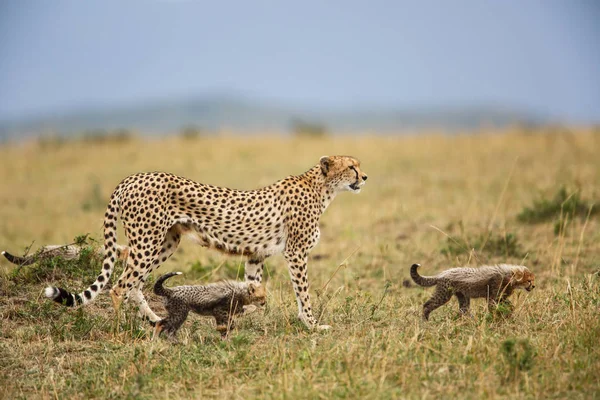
xmin=513 ymin=269 xmax=524 ymax=282
xmin=248 ymin=282 xmax=256 ymax=294
xmin=320 ymin=156 xmax=331 ymax=175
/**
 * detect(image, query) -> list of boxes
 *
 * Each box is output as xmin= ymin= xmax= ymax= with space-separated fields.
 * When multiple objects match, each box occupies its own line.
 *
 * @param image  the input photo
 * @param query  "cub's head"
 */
xmin=247 ymin=282 xmax=267 ymax=306
xmin=320 ymin=155 xmax=368 ymax=193
xmin=511 ymin=266 xmax=536 ymax=292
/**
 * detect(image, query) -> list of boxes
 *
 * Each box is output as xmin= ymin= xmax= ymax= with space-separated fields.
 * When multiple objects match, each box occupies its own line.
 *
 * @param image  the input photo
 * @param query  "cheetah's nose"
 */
xmin=362 ymin=175 xmax=368 ymax=181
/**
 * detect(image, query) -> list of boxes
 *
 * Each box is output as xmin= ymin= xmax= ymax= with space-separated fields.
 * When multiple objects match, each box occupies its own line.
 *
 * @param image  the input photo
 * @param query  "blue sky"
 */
xmin=0 ymin=0 xmax=599 ymax=122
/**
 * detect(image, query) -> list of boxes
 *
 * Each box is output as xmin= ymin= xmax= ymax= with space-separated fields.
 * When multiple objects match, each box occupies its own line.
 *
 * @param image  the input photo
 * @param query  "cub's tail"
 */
xmin=2 ymin=245 xmax=92 ymax=266
xmin=410 ymin=263 xmax=438 ymax=287
xmin=2 ymin=250 xmax=36 ymax=266
xmin=154 ymin=272 xmax=183 ymax=297
xmin=3 ymin=245 xmax=129 ymax=267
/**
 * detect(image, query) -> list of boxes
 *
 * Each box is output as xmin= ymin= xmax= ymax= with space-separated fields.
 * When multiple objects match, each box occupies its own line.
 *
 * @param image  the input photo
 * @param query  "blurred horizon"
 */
xmin=1 ymin=1 xmax=599 ymax=136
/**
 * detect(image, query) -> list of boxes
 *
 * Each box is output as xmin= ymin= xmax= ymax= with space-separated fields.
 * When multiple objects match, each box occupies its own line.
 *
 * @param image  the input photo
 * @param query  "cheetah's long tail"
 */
xmin=410 ymin=263 xmax=438 ymax=287
xmin=154 ymin=272 xmax=183 ymax=297
xmin=44 ymin=182 xmax=127 ymax=307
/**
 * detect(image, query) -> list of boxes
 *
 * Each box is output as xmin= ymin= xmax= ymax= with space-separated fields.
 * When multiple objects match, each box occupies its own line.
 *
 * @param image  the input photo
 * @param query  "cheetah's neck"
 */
xmin=300 ymin=165 xmax=337 ymax=212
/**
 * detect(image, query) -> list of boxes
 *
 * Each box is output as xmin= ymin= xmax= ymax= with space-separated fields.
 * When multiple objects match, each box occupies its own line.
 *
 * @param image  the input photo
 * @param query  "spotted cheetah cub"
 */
xmin=410 ymin=263 xmax=535 ymax=320
xmin=153 ymin=272 xmax=266 ymax=340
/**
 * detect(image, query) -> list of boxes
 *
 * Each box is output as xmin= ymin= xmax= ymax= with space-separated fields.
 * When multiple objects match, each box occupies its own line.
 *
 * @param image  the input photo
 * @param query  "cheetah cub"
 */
xmin=410 ymin=263 xmax=535 ymax=320
xmin=153 ymin=272 xmax=266 ymax=340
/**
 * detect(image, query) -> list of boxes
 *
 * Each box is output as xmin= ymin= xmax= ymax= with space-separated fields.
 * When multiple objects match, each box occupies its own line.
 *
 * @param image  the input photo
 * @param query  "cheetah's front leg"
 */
xmin=244 ymin=258 xmax=264 ymax=283
xmin=283 ymin=250 xmax=330 ymax=331
xmin=243 ymin=258 xmax=265 ymax=314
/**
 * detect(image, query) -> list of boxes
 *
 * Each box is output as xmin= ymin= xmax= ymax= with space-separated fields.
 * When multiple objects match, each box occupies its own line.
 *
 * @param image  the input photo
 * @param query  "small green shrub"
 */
xmin=37 ymin=135 xmax=68 ymax=149
xmin=81 ymin=129 xmax=134 ymax=144
xmin=82 ymin=182 xmax=106 ymax=211
xmin=180 ymin=124 xmax=203 ymax=140
xmin=290 ymin=118 xmax=328 ymax=138
xmin=441 ymin=232 xmax=524 ymax=258
xmin=498 ymin=338 xmax=536 ymax=382
xmin=8 ymin=236 xmax=107 ymax=286
xmin=518 ymin=187 xmax=597 ymax=224
xmin=185 ymin=259 xmax=244 ymax=281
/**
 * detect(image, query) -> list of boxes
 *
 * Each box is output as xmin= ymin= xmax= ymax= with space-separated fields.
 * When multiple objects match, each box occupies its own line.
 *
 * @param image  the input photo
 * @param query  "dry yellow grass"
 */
xmin=1 ymin=129 xmax=599 ymax=399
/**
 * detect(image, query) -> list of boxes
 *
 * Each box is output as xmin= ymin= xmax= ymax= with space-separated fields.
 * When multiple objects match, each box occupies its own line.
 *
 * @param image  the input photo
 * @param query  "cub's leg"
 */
xmin=214 ymin=308 xmax=234 ymax=338
xmin=422 ymin=286 xmax=453 ymax=320
xmin=488 ymin=297 xmax=514 ymax=313
xmin=499 ymin=292 xmax=514 ymax=309
xmin=157 ymin=300 xmax=189 ymax=341
xmin=455 ymin=292 xmax=471 ymax=315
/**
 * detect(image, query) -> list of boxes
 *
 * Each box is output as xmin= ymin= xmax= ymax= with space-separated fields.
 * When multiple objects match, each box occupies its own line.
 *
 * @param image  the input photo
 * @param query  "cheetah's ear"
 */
xmin=320 ymin=156 xmax=331 ymax=175
xmin=248 ymin=282 xmax=256 ymax=295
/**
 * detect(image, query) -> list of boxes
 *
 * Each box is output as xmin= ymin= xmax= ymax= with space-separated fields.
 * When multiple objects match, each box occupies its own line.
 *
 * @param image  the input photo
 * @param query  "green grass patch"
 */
xmin=185 ymin=259 xmax=245 ymax=281
xmin=517 ymin=186 xmax=597 ymax=224
xmin=8 ymin=244 xmax=101 ymax=286
xmin=441 ymin=231 xmax=524 ymax=259
xmin=1 ymin=133 xmax=599 ymax=398
xmin=498 ymin=338 xmax=536 ymax=382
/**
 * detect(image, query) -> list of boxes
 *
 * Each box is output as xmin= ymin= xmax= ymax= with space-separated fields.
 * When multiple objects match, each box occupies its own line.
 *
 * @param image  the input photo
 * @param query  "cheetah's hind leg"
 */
xmin=109 ymin=288 xmax=124 ymax=312
xmin=152 ymin=320 xmax=164 ymax=341
xmin=109 ymin=245 xmax=131 ymax=312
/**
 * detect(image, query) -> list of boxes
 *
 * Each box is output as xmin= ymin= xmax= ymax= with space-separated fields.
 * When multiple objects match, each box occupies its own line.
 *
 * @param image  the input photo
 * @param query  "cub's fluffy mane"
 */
xmin=153 ymin=272 xmax=259 ymax=300
xmin=437 ymin=264 xmax=528 ymax=282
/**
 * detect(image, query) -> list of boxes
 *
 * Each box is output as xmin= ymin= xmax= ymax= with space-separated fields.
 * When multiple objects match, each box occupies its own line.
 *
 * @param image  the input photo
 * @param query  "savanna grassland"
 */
xmin=1 ymin=129 xmax=599 ymax=399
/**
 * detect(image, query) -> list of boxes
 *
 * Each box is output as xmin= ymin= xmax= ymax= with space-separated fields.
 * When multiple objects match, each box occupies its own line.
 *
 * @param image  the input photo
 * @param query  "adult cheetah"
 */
xmin=35 ymin=155 xmax=367 ymax=330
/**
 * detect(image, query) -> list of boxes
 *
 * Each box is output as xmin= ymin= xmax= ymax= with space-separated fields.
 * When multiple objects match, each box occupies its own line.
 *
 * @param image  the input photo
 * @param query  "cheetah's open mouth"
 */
xmin=349 ymin=181 xmax=364 ymax=192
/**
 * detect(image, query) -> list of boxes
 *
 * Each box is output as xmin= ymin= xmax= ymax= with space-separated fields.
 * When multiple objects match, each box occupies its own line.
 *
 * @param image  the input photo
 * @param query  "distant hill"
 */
xmin=0 ymin=95 xmax=545 ymax=139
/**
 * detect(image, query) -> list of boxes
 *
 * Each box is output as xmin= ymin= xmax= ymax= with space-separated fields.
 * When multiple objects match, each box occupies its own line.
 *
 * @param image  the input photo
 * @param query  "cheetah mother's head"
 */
xmin=320 ymin=155 xmax=368 ymax=193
